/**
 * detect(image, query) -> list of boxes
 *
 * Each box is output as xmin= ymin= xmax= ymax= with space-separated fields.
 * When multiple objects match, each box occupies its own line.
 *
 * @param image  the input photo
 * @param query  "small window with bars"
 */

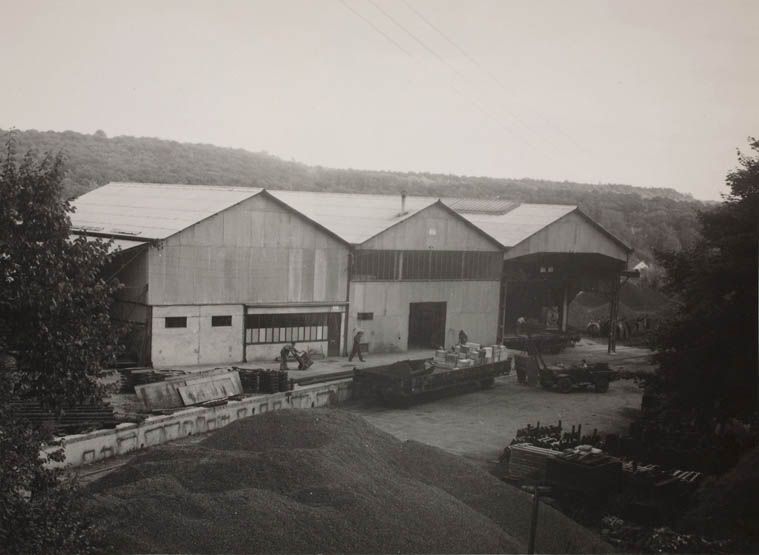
xmin=165 ymin=316 xmax=187 ymax=328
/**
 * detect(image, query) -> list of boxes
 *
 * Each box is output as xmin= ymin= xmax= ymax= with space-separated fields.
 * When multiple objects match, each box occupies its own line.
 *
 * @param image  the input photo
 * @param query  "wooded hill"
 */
xmin=2 ymin=128 xmax=707 ymax=261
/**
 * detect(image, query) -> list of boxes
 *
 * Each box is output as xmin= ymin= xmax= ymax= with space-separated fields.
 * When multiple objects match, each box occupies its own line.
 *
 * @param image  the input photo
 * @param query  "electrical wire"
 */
xmin=399 ymin=0 xmax=594 ymax=158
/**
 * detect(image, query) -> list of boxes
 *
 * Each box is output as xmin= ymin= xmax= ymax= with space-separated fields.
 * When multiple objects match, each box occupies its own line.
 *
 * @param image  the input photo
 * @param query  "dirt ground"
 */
xmin=348 ymin=339 xmax=654 ymax=466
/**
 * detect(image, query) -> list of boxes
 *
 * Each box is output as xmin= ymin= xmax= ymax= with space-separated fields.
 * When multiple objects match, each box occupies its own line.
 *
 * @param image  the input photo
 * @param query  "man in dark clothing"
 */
xmin=348 ymin=329 xmax=365 ymax=362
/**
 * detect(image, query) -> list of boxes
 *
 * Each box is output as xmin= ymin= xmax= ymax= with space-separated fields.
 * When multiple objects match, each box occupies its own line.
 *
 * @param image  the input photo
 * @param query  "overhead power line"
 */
xmin=336 ymin=0 xmax=549 ymax=158
xmin=338 ymin=0 xmax=413 ymax=57
xmin=400 ymin=0 xmax=593 ymax=157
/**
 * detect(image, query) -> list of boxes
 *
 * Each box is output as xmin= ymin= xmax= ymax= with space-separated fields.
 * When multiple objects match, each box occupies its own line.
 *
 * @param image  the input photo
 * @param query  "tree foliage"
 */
xmin=0 ymin=138 xmax=124 ymax=554
xmin=653 ymin=138 xmax=759 ymax=417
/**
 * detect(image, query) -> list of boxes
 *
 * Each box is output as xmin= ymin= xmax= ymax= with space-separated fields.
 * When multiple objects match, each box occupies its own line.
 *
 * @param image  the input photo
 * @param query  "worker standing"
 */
xmin=458 ymin=329 xmax=468 ymax=345
xmin=348 ymin=328 xmax=365 ymax=362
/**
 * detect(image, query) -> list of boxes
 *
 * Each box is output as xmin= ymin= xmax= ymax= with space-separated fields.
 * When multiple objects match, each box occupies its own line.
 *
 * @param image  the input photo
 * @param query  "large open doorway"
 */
xmin=408 ymin=302 xmax=446 ymax=349
xmin=327 ymin=313 xmax=342 ymax=357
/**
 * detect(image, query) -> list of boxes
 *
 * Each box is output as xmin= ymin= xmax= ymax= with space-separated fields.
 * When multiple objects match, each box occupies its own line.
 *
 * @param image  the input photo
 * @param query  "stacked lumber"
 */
xmin=10 ymin=400 xmax=119 ymax=433
xmin=506 ymin=443 xmax=560 ymax=481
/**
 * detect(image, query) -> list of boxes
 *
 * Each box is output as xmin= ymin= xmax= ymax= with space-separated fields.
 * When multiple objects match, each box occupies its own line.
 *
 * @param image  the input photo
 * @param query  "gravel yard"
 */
xmin=349 ymin=340 xmax=653 ymax=466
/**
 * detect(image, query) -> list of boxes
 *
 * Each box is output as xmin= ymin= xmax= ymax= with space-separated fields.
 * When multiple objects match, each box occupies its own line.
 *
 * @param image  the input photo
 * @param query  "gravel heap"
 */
xmin=86 ymin=409 xmax=609 ymax=554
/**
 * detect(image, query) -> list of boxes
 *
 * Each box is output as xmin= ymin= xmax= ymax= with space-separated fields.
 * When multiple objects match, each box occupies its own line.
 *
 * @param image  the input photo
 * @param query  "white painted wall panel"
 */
xmin=349 ymin=280 xmax=500 ymax=353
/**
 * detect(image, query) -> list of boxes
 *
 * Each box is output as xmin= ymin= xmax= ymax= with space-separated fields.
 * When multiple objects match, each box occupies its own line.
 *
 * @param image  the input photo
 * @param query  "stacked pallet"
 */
xmin=237 ymin=368 xmax=291 ymax=394
xmin=10 ymin=400 xmax=119 ymax=434
xmin=506 ymin=443 xmax=561 ymax=482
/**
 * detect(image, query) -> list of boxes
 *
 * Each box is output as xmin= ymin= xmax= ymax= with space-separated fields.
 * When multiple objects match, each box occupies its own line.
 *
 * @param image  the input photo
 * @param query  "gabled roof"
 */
xmin=70 ymin=182 xmax=263 ymax=240
xmin=451 ymin=203 xmax=577 ymax=247
xmin=268 ymin=190 xmax=439 ymax=245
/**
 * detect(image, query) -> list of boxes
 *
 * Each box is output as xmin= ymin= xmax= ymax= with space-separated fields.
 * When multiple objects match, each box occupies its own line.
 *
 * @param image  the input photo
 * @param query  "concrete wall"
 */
xmin=151 ymin=304 xmax=244 ymax=367
xmin=504 ymin=211 xmax=629 ymax=262
xmin=349 ymin=280 xmax=501 ymax=352
xmin=361 ymin=203 xmax=501 ymax=251
xmin=147 ymin=193 xmax=349 ymax=306
xmin=48 ymin=380 xmax=352 ymax=469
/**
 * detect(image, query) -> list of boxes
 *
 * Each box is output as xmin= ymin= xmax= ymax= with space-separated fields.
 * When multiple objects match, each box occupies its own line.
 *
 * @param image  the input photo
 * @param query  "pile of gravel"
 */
xmin=86 ymin=409 xmax=609 ymax=553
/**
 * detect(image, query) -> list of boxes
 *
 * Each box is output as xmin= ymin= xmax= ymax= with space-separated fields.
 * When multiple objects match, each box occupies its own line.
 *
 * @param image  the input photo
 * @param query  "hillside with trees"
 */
xmin=1 ymin=128 xmax=707 ymax=262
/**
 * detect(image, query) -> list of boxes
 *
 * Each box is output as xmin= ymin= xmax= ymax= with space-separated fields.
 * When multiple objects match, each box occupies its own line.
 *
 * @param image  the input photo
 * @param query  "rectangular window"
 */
xmin=353 ymin=251 xmax=398 ymax=280
xmin=351 ymin=250 xmax=502 ymax=281
xmin=211 ymin=315 xmax=232 ymax=327
xmin=165 ymin=316 xmax=187 ymax=328
xmin=245 ymin=312 xmax=331 ymax=344
xmin=357 ymin=312 xmax=374 ymax=320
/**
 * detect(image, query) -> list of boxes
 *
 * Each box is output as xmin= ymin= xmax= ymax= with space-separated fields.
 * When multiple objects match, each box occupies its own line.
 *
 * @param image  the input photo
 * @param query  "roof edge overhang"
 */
xmin=70 ymin=229 xmax=157 ymax=244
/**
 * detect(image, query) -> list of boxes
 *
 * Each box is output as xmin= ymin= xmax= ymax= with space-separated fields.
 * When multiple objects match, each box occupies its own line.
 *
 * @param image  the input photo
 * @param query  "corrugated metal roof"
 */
xmin=70 ymin=182 xmax=263 ymax=240
xmin=269 ymin=190 xmax=439 ymax=245
xmin=443 ymin=197 xmax=520 ymax=215
xmin=270 ymin=190 xmax=577 ymax=247
xmin=451 ymin=203 xmax=577 ymax=247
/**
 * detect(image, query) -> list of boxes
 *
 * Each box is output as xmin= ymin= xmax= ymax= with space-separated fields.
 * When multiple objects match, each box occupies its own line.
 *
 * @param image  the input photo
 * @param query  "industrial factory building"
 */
xmin=71 ymin=183 xmax=631 ymax=368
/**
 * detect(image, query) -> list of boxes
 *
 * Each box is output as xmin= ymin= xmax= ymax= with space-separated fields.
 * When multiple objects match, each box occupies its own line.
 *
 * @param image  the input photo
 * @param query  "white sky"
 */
xmin=1 ymin=0 xmax=757 ymax=200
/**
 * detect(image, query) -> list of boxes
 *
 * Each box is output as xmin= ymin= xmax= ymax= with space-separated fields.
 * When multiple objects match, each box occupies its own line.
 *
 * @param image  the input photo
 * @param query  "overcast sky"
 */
xmin=1 ymin=0 xmax=756 ymax=200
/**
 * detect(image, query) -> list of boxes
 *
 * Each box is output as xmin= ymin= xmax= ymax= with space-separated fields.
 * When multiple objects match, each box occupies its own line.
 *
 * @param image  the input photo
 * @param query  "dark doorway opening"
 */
xmin=408 ymin=302 xmax=446 ymax=349
xmin=327 ymin=313 xmax=342 ymax=357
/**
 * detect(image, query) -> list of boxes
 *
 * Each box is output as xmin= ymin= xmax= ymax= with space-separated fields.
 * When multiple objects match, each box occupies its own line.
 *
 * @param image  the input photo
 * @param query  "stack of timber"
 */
xmin=546 ymin=448 xmax=623 ymax=498
xmin=118 ymin=368 xmax=185 ymax=393
xmin=505 ymin=443 xmax=560 ymax=482
xmin=10 ymin=400 xmax=119 ymax=434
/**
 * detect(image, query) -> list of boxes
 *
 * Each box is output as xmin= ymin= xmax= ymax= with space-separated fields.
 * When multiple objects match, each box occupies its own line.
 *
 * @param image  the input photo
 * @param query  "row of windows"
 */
xmin=352 ymin=250 xmax=502 ymax=281
xmin=164 ymin=315 xmax=232 ymax=328
xmin=245 ymin=312 xmax=331 ymax=345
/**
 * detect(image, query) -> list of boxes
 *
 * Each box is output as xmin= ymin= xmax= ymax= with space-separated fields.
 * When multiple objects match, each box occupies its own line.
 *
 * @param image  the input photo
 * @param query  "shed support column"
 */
xmin=608 ymin=274 xmax=620 ymax=354
xmin=560 ymin=282 xmax=569 ymax=333
xmin=498 ymin=279 xmax=508 ymax=342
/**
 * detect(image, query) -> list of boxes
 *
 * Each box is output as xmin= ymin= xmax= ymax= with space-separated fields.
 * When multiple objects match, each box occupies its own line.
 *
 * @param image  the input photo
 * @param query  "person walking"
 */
xmin=348 ymin=328 xmax=365 ymax=362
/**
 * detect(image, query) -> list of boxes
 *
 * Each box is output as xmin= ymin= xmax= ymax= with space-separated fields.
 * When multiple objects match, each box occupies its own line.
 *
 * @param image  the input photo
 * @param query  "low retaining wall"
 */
xmin=48 ymin=379 xmax=352 ymax=469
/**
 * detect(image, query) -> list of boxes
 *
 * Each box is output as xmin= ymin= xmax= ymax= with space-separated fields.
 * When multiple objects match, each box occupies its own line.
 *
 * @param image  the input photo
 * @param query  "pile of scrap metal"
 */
xmin=10 ymin=399 xmax=119 ymax=434
xmin=134 ymin=368 xmax=244 ymax=414
xmin=509 ymin=420 xmax=603 ymax=450
xmin=501 ymin=421 xmax=707 ymax=514
xmin=236 ymin=368 xmax=292 ymax=394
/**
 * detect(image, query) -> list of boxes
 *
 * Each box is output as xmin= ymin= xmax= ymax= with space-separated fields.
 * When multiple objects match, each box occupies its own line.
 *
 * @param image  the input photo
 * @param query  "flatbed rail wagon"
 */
xmin=353 ymin=357 xmax=511 ymax=407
